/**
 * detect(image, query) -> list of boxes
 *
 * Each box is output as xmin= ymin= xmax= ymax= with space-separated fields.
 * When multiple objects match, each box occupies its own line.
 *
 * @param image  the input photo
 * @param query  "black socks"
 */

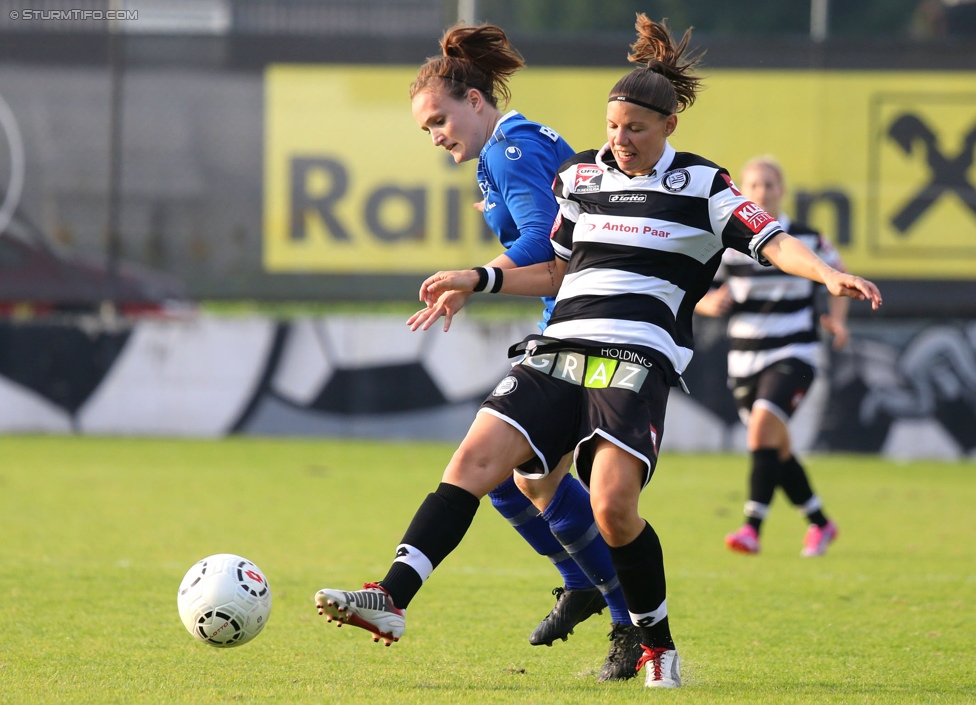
xmin=379 ymin=482 xmax=480 ymax=609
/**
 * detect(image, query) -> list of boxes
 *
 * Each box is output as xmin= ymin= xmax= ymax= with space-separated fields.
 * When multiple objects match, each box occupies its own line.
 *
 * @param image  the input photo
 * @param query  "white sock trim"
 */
xmin=393 ymin=543 xmax=434 ymax=583
xmin=800 ymin=495 xmax=822 ymax=515
xmin=744 ymin=500 xmax=770 ymax=519
xmin=630 ymin=599 xmax=668 ymax=628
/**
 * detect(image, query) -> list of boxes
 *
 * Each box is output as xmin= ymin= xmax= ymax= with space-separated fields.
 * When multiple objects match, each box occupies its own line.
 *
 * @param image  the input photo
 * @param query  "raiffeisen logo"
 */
xmin=0 ymin=90 xmax=25 ymax=236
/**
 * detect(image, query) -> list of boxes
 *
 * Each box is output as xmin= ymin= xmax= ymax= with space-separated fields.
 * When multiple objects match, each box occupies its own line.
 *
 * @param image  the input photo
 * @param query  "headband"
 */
xmin=609 ymin=95 xmax=672 ymax=117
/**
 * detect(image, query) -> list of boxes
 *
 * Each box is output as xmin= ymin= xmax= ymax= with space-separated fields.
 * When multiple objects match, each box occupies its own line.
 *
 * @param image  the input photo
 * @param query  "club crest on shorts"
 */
xmin=662 ymin=168 xmax=691 ymax=193
xmin=492 ymin=376 xmax=518 ymax=396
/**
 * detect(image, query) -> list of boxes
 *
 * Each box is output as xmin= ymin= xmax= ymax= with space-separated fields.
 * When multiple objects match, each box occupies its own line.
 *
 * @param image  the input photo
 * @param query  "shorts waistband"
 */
xmin=518 ymin=349 xmax=655 ymax=392
xmin=509 ymin=335 xmax=686 ymax=391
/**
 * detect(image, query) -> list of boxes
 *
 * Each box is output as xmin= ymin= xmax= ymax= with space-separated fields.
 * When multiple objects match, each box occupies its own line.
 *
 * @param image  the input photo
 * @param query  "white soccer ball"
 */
xmin=177 ymin=554 xmax=272 ymax=647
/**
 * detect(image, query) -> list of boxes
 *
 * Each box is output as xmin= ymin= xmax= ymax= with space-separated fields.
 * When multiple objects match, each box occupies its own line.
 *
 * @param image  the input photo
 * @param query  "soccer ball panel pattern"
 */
xmin=177 ymin=553 xmax=272 ymax=648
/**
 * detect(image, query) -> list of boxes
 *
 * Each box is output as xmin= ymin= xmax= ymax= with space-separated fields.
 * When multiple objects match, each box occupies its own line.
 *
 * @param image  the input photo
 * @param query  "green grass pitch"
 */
xmin=0 ymin=436 xmax=973 ymax=703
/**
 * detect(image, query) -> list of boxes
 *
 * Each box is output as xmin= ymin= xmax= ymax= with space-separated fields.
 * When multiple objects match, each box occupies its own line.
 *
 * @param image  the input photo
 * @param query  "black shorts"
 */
xmin=730 ymin=358 xmax=816 ymax=425
xmin=479 ymin=349 xmax=670 ymax=490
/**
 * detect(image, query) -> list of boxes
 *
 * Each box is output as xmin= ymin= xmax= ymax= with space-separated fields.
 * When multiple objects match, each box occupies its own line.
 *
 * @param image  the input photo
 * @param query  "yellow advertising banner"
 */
xmin=265 ymin=66 xmax=976 ymax=278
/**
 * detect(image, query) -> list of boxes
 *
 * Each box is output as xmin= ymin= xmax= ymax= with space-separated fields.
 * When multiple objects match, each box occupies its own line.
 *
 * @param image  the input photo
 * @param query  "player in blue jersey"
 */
xmin=314 ymin=16 xmax=881 ymax=689
xmin=402 ymin=23 xmax=641 ymax=681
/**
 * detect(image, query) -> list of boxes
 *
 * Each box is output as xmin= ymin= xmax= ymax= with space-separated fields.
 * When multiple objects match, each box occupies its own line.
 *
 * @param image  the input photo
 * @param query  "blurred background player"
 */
xmin=696 ymin=156 xmax=848 ymax=556
xmin=404 ymin=22 xmax=641 ymax=680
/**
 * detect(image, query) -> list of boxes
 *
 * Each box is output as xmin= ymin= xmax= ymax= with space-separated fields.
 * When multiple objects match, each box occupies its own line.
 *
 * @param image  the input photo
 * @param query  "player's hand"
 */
xmin=418 ymin=269 xmax=480 ymax=306
xmin=823 ymin=272 xmax=882 ymax=310
xmin=819 ymin=313 xmax=850 ymax=350
xmin=695 ymin=284 xmax=733 ymax=317
xmin=407 ymin=290 xmax=472 ymax=332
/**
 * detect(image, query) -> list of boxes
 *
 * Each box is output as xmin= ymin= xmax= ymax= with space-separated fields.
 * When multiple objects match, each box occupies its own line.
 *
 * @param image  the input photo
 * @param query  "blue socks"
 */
xmin=488 ymin=475 xmax=590 ymax=590
xmin=542 ymin=474 xmax=632 ymax=625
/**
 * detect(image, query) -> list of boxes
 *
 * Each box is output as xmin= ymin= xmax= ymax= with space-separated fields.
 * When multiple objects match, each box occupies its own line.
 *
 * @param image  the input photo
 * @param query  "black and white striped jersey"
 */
xmin=545 ymin=141 xmax=783 ymax=383
xmin=715 ymin=215 xmax=845 ymax=379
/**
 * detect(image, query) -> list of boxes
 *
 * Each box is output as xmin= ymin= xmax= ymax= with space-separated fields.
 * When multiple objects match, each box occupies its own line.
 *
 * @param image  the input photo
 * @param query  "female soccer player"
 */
xmin=696 ymin=156 xmax=848 ymax=556
xmin=402 ymin=23 xmax=640 ymax=681
xmin=315 ymin=15 xmax=882 ymax=689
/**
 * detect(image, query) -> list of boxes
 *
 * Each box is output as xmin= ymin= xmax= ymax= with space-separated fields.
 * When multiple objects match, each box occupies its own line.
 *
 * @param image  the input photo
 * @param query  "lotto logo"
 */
xmin=733 ymin=202 xmax=774 ymax=233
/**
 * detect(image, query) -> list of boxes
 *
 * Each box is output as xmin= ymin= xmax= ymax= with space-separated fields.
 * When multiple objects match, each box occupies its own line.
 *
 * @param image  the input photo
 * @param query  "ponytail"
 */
xmin=610 ymin=14 xmax=704 ymax=115
xmin=410 ymin=22 xmax=525 ymax=108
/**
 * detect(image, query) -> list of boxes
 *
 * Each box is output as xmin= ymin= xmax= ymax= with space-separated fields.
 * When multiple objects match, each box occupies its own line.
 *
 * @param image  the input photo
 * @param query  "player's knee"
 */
xmin=512 ymin=472 xmax=543 ymax=504
xmin=448 ymin=442 xmax=494 ymax=475
xmin=590 ymin=495 xmax=637 ymax=546
xmin=443 ymin=444 xmax=510 ymax=495
xmin=748 ymin=408 xmax=788 ymax=449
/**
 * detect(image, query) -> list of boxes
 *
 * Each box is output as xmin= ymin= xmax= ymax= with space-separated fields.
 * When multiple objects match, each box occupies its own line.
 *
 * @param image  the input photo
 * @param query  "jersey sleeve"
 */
xmin=483 ymin=136 xmax=560 ymax=267
xmin=711 ymin=250 xmax=732 ymax=283
xmin=549 ymin=163 xmax=579 ymax=262
xmin=708 ymin=170 xmax=783 ymax=265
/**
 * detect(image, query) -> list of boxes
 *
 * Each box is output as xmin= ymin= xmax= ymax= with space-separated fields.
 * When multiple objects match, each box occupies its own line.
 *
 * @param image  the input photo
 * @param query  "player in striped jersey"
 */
xmin=313 ymin=16 xmax=881 ymax=689
xmin=327 ymin=23 xmax=641 ymax=682
xmin=696 ymin=157 xmax=848 ymax=557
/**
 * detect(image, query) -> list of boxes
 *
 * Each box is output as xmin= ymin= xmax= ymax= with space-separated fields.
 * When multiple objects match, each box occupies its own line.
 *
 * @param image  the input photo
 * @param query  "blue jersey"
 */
xmin=477 ymin=111 xmax=575 ymax=326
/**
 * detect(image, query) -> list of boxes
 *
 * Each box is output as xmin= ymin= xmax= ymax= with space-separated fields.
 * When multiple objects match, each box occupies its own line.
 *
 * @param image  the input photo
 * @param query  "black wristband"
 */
xmin=472 ymin=267 xmax=489 ymax=292
xmin=489 ymin=267 xmax=504 ymax=293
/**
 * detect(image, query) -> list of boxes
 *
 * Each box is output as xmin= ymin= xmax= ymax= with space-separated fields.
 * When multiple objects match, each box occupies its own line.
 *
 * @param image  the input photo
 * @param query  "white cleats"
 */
xmin=637 ymin=645 xmax=681 ymax=688
xmin=315 ymin=582 xmax=405 ymax=646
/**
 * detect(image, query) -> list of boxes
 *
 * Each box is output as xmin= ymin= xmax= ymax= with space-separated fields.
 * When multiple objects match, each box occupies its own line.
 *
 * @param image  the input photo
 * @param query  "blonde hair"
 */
xmin=740 ymin=155 xmax=786 ymax=189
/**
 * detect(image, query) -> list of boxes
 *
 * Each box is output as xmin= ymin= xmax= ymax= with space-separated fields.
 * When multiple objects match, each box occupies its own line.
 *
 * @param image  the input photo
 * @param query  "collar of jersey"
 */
xmin=486 ymin=110 xmax=520 ymax=145
xmin=480 ymin=110 xmax=523 ymax=159
xmin=493 ymin=109 xmax=520 ymax=133
xmin=596 ymin=140 xmax=675 ymax=181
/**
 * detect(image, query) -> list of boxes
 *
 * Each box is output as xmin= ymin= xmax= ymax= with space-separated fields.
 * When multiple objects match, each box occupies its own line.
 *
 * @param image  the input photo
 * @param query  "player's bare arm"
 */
xmin=407 ymin=290 xmax=471 ymax=332
xmin=694 ymin=283 xmax=732 ymax=317
xmin=821 ymin=294 xmax=851 ymax=349
xmin=410 ymin=259 xmax=567 ymax=332
xmin=760 ymin=232 xmax=882 ymax=310
xmin=420 ymin=258 xmax=566 ymax=303
xmin=407 ymin=253 xmax=522 ymax=332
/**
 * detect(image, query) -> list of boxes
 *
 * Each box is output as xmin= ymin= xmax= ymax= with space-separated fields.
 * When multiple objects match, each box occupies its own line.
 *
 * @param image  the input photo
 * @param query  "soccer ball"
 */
xmin=176 ymin=554 xmax=272 ymax=647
